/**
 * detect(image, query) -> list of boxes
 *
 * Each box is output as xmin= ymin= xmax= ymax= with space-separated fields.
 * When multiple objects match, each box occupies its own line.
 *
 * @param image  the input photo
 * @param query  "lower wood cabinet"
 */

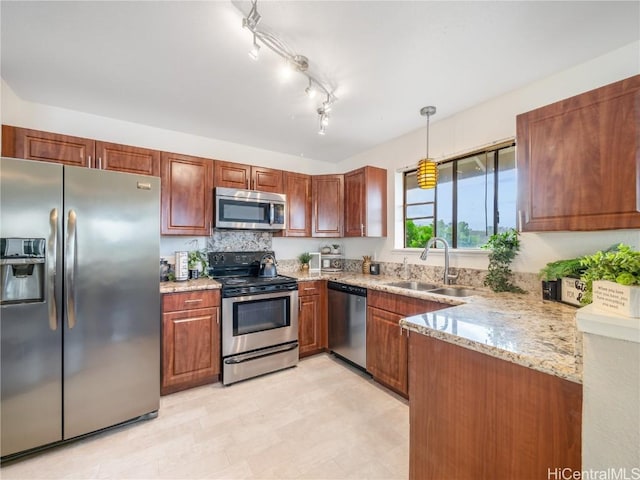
xmin=409 ymin=332 xmax=582 ymax=479
xmin=367 ymin=290 xmax=447 ymax=397
xmin=161 ymin=290 xmax=221 ymax=395
xmin=298 ymin=280 xmax=327 ymax=357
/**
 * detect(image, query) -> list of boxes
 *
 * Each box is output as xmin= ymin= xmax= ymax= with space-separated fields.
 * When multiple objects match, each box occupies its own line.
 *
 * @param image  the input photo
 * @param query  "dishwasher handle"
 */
xmin=327 ymin=281 xmax=367 ymax=297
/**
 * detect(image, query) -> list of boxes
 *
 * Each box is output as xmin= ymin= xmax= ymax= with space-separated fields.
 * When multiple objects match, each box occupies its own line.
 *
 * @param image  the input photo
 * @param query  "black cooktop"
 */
xmin=208 ymin=251 xmax=297 ymax=297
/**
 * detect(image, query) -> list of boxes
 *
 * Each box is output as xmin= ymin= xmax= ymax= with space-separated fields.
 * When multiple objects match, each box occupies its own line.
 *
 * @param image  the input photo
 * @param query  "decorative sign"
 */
xmin=592 ymin=280 xmax=640 ymax=318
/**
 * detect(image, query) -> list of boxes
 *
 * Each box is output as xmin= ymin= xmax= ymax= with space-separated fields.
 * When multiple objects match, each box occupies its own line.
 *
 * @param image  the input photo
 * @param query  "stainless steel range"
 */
xmin=209 ymin=251 xmax=299 ymax=385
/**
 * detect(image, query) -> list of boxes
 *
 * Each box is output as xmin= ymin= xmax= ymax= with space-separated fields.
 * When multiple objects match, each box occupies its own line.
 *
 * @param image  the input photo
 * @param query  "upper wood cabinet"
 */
xmin=214 ymin=160 xmax=283 ymax=193
xmin=516 ymin=75 xmax=640 ymax=231
xmin=2 ymin=125 xmax=94 ymax=168
xmin=95 ymin=141 xmax=160 ymax=176
xmin=1 ymin=125 xmax=160 ymax=176
xmin=312 ymin=174 xmax=344 ymax=237
xmin=344 ymin=166 xmax=387 ymax=237
xmin=282 ymin=171 xmax=312 ymax=237
xmin=161 ymin=152 xmax=214 ymax=236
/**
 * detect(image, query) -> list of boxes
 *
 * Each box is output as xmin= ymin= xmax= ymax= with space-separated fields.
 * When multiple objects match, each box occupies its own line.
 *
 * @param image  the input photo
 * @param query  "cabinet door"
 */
xmin=299 ymin=293 xmax=323 ymax=357
xmin=96 ymin=141 xmax=160 ymax=176
xmin=2 ymin=125 xmax=94 ymax=167
xmin=344 ymin=166 xmax=387 ymax=237
xmin=298 ymin=281 xmax=326 ymax=357
xmin=214 ymin=160 xmax=251 ymax=189
xmin=282 ymin=171 xmax=312 ymax=237
xmin=516 ymin=74 xmax=640 ymax=231
xmin=344 ymin=168 xmax=366 ymax=237
xmin=161 ymin=152 xmax=214 ymax=236
xmin=367 ymin=306 xmax=408 ymax=396
xmin=161 ymin=306 xmax=220 ymax=395
xmin=312 ymin=174 xmax=344 ymax=237
xmin=252 ymin=166 xmax=283 ymax=193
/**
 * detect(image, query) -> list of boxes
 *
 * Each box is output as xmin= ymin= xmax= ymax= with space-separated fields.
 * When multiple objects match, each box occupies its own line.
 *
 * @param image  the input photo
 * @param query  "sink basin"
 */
xmin=384 ymin=281 xmax=438 ymax=291
xmin=427 ymin=287 xmax=478 ymax=297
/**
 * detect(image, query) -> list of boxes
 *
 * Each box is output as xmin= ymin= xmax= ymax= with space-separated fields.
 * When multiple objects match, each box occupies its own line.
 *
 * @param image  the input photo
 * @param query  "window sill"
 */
xmin=392 ymin=248 xmax=489 ymax=257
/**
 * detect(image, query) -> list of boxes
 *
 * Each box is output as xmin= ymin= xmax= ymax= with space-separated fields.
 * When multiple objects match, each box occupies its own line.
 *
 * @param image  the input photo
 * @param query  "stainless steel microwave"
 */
xmin=214 ymin=187 xmax=286 ymax=231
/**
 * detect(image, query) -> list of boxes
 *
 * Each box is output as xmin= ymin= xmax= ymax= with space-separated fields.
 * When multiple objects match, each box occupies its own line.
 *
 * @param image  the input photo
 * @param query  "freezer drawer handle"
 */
xmin=48 ymin=208 xmax=58 ymax=331
xmin=65 ymin=209 xmax=78 ymax=329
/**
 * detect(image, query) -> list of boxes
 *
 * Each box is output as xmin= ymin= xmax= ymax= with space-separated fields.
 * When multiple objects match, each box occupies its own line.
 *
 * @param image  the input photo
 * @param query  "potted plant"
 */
xmin=579 ymin=244 xmax=640 ymax=316
xmin=331 ymin=244 xmax=341 ymax=254
xmin=188 ymin=249 xmax=208 ymax=279
xmin=539 ymin=257 xmax=587 ymax=302
xmin=481 ymin=229 xmax=525 ymax=293
xmin=298 ymin=252 xmax=312 ymax=271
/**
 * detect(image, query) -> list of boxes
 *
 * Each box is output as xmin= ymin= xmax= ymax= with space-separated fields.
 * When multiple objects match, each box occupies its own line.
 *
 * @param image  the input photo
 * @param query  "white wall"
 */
xmin=581 ymin=332 xmax=640 ymax=470
xmin=2 ymin=41 xmax=639 ymax=267
xmin=337 ymin=41 xmax=640 ymax=273
xmin=0 ymin=79 xmax=335 ymax=176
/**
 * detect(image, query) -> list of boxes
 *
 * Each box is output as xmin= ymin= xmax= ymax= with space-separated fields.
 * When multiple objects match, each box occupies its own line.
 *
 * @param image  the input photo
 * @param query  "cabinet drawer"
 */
xmin=162 ymin=290 xmax=220 ymax=312
xmin=298 ymin=280 xmax=324 ymax=297
xmin=367 ymin=289 xmax=445 ymax=316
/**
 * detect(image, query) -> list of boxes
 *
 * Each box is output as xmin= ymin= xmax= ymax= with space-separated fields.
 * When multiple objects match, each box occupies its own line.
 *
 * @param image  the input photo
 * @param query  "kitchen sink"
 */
xmin=427 ymin=287 xmax=478 ymax=297
xmin=384 ymin=281 xmax=439 ymax=291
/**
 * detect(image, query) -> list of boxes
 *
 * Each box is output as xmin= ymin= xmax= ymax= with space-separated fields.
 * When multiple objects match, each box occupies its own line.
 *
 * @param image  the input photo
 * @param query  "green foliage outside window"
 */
xmin=405 ymin=220 xmax=433 ymax=248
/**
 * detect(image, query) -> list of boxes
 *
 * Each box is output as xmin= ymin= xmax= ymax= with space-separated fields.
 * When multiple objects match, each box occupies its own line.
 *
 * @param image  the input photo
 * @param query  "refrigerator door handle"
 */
xmin=47 ymin=208 xmax=59 ymax=331
xmin=65 ymin=209 xmax=77 ymax=329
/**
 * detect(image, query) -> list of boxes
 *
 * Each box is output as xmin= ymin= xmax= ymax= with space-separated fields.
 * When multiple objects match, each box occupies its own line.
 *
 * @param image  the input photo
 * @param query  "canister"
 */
xmin=369 ymin=262 xmax=380 ymax=275
xmin=174 ymin=251 xmax=189 ymax=281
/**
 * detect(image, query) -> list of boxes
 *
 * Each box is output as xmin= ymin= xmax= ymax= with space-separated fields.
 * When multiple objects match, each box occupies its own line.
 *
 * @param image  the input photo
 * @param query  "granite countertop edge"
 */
xmin=160 ymin=271 xmax=582 ymax=384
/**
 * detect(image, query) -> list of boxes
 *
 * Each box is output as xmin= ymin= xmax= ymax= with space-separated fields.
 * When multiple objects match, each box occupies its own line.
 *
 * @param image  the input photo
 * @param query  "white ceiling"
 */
xmin=1 ymin=1 xmax=638 ymax=163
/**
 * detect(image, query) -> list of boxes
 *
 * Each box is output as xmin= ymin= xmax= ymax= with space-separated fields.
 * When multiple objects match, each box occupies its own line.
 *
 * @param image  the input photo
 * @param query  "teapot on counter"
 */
xmin=258 ymin=253 xmax=278 ymax=278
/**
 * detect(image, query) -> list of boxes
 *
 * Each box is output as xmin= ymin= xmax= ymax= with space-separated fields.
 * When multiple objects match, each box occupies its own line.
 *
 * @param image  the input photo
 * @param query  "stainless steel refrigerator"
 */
xmin=0 ymin=157 xmax=160 ymax=459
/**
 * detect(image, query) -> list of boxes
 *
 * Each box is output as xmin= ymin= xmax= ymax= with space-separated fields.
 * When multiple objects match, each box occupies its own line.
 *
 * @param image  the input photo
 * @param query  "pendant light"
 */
xmin=417 ymin=106 xmax=437 ymax=189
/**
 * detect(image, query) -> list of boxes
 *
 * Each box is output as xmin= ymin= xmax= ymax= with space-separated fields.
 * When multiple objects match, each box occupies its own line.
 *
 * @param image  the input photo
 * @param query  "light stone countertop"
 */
xmin=160 ymin=270 xmax=582 ymax=383
xmin=289 ymin=271 xmax=582 ymax=384
xmin=160 ymin=277 xmax=222 ymax=293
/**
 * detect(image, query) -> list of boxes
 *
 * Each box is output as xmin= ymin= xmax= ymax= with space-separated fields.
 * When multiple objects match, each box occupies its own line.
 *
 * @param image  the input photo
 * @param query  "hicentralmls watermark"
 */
xmin=548 ymin=468 xmax=640 ymax=480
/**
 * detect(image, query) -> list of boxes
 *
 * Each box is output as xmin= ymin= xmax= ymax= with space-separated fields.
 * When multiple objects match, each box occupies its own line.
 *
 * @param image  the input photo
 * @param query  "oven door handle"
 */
xmin=224 ymin=342 xmax=298 ymax=364
xmin=269 ymin=203 xmax=275 ymax=225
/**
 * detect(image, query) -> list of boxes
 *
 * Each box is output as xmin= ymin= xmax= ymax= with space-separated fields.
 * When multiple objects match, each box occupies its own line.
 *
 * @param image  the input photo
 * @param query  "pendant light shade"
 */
xmin=417 ymin=158 xmax=438 ymax=189
xmin=417 ymin=106 xmax=437 ymax=189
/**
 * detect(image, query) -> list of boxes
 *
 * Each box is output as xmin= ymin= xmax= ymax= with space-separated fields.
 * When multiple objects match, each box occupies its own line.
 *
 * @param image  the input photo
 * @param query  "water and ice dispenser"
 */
xmin=0 ymin=238 xmax=46 ymax=304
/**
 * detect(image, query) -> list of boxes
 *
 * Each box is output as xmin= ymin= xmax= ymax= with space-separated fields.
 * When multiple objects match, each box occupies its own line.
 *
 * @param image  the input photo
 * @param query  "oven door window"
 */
xmin=233 ymin=296 xmax=290 ymax=336
xmin=219 ymin=199 xmax=270 ymax=225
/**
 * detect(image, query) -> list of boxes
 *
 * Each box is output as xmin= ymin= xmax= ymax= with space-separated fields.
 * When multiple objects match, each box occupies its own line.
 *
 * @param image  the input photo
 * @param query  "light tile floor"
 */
xmin=1 ymin=354 xmax=409 ymax=480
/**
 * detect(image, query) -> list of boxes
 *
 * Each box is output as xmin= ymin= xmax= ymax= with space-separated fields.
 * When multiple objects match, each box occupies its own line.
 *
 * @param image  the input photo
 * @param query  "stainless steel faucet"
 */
xmin=420 ymin=237 xmax=459 ymax=285
xmin=402 ymin=256 xmax=409 ymax=280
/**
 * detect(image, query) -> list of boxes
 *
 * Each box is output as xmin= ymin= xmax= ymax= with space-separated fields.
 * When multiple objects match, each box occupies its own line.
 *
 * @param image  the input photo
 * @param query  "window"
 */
xmin=404 ymin=142 xmax=516 ymax=249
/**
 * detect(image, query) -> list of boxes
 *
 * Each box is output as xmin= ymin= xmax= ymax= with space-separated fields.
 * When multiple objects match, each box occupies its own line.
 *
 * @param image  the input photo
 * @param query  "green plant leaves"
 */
xmin=482 ymin=229 xmax=525 ymax=293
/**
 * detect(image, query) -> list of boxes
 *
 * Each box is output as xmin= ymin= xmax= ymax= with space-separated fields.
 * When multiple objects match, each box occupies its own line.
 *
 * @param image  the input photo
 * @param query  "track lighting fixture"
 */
xmin=248 ymin=34 xmax=260 ymax=60
xmin=305 ymin=78 xmax=316 ymax=98
xmin=240 ymin=0 xmax=338 ymax=134
xmin=417 ymin=106 xmax=438 ymax=189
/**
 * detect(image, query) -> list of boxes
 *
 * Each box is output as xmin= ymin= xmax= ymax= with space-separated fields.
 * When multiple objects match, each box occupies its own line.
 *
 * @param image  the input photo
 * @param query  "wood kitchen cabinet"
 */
xmin=297 ymin=280 xmax=327 ymax=357
xmin=1 ymin=125 xmax=160 ymax=176
xmin=161 ymin=290 xmax=221 ymax=395
xmin=214 ymin=159 xmax=283 ymax=193
xmin=281 ymin=171 xmax=312 ymax=237
xmin=344 ymin=166 xmax=387 ymax=237
xmin=312 ymin=174 xmax=344 ymax=237
xmin=161 ymin=152 xmax=214 ymax=236
xmin=408 ymin=332 xmax=582 ymax=479
xmin=366 ymin=290 xmax=446 ymax=397
xmin=95 ymin=141 xmax=160 ymax=176
xmin=516 ymin=74 xmax=640 ymax=231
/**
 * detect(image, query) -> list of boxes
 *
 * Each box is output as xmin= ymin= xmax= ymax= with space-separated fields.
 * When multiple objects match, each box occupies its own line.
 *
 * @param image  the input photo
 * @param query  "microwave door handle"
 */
xmin=269 ymin=203 xmax=274 ymax=225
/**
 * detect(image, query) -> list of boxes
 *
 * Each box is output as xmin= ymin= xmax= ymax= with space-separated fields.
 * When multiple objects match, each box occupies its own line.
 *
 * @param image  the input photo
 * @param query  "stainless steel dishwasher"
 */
xmin=327 ymin=281 xmax=367 ymax=370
